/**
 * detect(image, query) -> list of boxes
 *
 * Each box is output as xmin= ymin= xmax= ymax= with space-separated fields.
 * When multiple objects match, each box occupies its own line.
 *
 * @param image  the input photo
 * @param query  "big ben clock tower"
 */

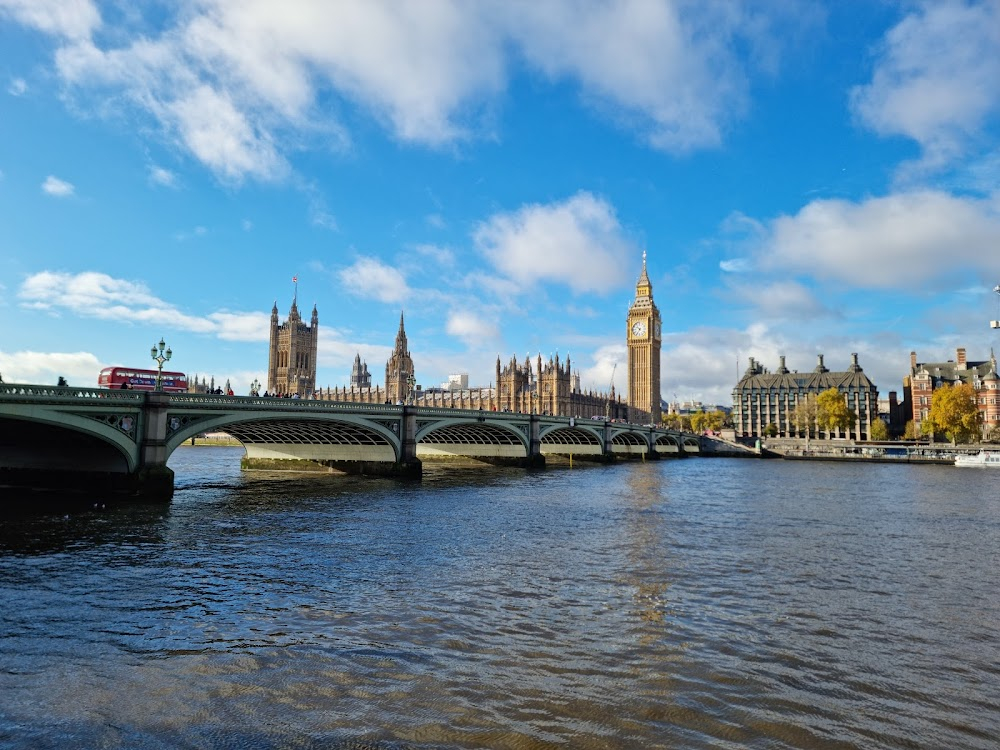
xmin=627 ymin=251 xmax=662 ymax=423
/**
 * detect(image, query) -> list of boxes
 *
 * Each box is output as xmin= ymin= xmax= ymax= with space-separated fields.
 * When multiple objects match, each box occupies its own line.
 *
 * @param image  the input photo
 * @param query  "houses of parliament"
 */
xmin=267 ymin=257 xmax=662 ymax=423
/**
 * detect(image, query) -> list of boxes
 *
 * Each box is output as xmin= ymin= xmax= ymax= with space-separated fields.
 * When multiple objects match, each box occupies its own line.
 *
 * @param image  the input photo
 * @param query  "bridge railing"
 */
xmin=166 ymin=393 xmax=407 ymax=413
xmin=0 ymin=384 xmax=145 ymax=403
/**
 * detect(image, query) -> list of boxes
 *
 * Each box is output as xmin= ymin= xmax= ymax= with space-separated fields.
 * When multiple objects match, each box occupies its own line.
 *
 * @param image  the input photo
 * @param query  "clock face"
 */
xmin=631 ymin=321 xmax=647 ymax=337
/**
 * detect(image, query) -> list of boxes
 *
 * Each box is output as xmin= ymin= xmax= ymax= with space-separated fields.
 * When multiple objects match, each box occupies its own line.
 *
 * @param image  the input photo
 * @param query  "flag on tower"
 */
xmin=293 ymin=275 xmax=298 ymax=283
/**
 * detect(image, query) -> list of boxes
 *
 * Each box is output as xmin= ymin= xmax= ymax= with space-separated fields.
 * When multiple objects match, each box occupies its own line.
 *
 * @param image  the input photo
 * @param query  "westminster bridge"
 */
xmin=0 ymin=384 xmax=703 ymax=503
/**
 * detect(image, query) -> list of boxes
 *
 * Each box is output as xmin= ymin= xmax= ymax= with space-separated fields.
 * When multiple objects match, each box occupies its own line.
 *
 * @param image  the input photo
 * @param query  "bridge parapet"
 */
xmin=0 ymin=384 xmax=145 ymax=403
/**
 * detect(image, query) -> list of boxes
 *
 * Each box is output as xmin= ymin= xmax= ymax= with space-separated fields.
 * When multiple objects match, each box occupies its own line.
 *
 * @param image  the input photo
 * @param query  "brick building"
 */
xmin=906 ymin=347 xmax=1000 ymax=438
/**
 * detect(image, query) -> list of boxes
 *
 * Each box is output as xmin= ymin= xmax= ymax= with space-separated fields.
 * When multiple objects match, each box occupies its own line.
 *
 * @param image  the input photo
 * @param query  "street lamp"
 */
xmin=150 ymin=338 xmax=172 ymax=391
xmin=250 ymin=378 xmax=261 ymax=397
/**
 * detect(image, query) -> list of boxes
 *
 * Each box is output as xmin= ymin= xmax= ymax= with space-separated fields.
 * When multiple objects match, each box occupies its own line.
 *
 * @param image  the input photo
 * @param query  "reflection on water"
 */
xmin=1 ymin=447 xmax=998 ymax=748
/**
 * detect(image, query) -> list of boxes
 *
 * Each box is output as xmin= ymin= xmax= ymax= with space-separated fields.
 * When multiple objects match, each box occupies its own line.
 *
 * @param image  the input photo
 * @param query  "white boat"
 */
xmin=954 ymin=451 xmax=1000 ymax=467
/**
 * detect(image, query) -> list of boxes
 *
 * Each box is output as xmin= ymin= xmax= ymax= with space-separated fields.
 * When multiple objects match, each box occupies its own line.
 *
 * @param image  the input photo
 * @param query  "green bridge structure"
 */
xmin=0 ymin=384 xmax=702 ymax=502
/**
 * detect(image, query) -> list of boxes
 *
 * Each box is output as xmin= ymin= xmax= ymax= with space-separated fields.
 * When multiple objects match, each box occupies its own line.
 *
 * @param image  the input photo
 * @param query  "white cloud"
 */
xmin=727 ymin=279 xmax=831 ymax=321
xmin=719 ymin=258 xmax=751 ymax=273
xmin=41 ymin=175 xmax=75 ymax=197
xmin=506 ymin=0 xmax=766 ymax=152
xmin=149 ymin=165 xmax=177 ymax=187
xmin=759 ymin=191 xmax=1000 ymax=289
xmin=0 ymin=0 xmax=100 ymax=40
xmin=474 ymin=191 xmax=638 ymax=294
xmin=0 ymin=349 xmax=103 ymax=387
xmin=13 ymin=1 xmax=805 ymax=181
xmin=8 ymin=77 xmax=27 ymax=96
xmin=577 ymin=343 xmax=625 ymax=396
xmin=445 ymin=310 xmax=500 ymax=347
xmin=207 ymin=311 xmax=270 ymax=342
xmin=413 ymin=243 xmax=455 ymax=264
xmin=338 ymin=257 xmax=409 ymax=303
xmin=17 ymin=271 xmax=266 ymax=340
xmin=850 ymin=1 xmax=1000 ymax=175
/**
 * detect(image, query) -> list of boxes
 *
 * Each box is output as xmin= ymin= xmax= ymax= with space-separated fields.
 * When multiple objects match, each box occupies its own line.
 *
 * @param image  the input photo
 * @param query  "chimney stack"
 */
xmin=957 ymin=347 xmax=967 ymax=369
xmin=910 ymin=351 xmax=917 ymax=371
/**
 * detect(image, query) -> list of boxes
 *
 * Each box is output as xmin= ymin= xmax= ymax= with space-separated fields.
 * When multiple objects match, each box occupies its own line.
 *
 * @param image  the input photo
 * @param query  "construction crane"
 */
xmin=605 ymin=362 xmax=617 ymax=421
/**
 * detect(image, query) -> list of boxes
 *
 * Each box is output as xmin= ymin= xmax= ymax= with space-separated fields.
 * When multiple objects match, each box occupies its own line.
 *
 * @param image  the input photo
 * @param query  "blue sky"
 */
xmin=1 ymin=1 xmax=999 ymax=406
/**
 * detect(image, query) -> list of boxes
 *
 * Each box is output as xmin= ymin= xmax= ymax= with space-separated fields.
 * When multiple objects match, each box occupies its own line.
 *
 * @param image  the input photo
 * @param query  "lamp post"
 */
xmin=150 ymin=338 xmax=172 ymax=391
xmin=250 ymin=378 xmax=261 ymax=397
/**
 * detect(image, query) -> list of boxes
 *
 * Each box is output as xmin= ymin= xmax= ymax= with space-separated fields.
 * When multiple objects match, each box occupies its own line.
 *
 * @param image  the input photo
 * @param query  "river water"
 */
xmin=1 ymin=449 xmax=997 ymax=749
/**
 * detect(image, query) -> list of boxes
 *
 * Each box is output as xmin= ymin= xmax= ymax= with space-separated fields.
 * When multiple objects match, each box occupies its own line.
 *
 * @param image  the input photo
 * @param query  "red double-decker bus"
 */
xmin=98 ymin=366 xmax=189 ymax=392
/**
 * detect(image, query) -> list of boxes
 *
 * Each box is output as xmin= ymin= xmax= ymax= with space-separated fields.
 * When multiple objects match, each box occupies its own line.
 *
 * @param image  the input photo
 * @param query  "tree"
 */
xmin=704 ymin=410 xmax=726 ymax=433
xmin=869 ymin=418 xmax=889 ymax=441
xmin=789 ymin=394 xmax=818 ymax=441
xmin=817 ymin=388 xmax=856 ymax=437
xmin=903 ymin=420 xmax=920 ymax=440
xmin=691 ymin=409 xmax=726 ymax=434
xmin=764 ymin=423 xmax=778 ymax=438
xmin=922 ymin=382 xmax=982 ymax=445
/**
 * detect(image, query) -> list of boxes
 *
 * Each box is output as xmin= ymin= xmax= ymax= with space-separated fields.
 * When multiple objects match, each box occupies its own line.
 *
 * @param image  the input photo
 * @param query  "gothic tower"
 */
xmin=626 ymin=251 xmax=662 ymax=423
xmin=267 ymin=297 xmax=319 ymax=397
xmin=350 ymin=353 xmax=371 ymax=389
xmin=385 ymin=312 xmax=415 ymax=403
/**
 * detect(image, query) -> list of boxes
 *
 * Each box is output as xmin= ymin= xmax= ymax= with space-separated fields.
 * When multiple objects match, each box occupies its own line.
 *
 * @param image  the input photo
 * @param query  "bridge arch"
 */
xmin=0 ymin=409 xmax=137 ymax=472
xmin=165 ymin=412 xmax=402 ymax=463
xmin=610 ymin=428 xmax=650 ymax=456
xmin=415 ymin=416 xmax=529 ymax=459
xmin=539 ymin=425 xmax=603 ymax=455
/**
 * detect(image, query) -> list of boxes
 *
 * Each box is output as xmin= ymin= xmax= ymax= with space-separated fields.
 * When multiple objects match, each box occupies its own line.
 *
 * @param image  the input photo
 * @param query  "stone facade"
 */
xmin=732 ymin=353 xmax=879 ymax=440
xmin=493 ymin=353 xmax=626 ymax=418
xmin=627 ymin=252 xmax=661 ymax=424
xmin=268 ymin=299 xmax=318 ymax=398
xmin=907 ymin=347 xmax=1000 ymax=437
xmin=312 ymin=313 xmax=626 ymax=417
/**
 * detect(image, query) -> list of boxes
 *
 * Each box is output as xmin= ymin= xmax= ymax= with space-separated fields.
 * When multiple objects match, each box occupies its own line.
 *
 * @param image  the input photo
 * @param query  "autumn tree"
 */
xmin=903 ymin=420 xmax=919 ymax=439
xmin=789 ymin=394 xmax=818 ymax=441
xmin=922 ymin=382 xmax=982 ymax=445
xmin=691 ymin=410 xmax=726 ymax=433
xmin=869 ymin=418 xmax=889 ymax=441
xmin=704 ymin=410 xmax=726 ymax=433
xmin=816 ymin=388 xmax=857 ymax=437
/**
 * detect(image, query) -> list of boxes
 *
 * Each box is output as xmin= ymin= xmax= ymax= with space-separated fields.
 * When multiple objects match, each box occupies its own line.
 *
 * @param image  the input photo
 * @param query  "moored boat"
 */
xmin=954 ymin=450 xmax=1000 ymax=467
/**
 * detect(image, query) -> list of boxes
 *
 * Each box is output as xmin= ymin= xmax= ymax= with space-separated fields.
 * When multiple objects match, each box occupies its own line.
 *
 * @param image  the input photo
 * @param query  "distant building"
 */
xmin=441 ymin=373 xmax=469 ymax=391
xmin=732 ymin=353 xmax=879 ymax=440
xmin=350 ymin=354 xmax=371 ymax=390
xmin=385 ymin=312 xmax=415 ymax=403
xmin=906 ymin=347 xmax=1000 ymax=438
xmin=268 ymin=298 xmax=318 ymax=398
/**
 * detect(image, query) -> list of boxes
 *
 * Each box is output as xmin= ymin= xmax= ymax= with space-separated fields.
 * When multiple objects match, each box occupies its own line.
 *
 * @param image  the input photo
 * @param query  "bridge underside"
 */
xmin=226 ymin=418 xmax=418 ymax=477
xmin=0 ymin=418 xmax=172 ymax=504
xmin=416 ymin=422 xmax=539 ymax=466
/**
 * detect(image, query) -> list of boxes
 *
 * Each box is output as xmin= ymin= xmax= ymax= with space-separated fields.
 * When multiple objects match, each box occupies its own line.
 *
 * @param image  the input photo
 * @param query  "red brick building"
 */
xmin=907 ymin=347 xmax=1000 ymax=438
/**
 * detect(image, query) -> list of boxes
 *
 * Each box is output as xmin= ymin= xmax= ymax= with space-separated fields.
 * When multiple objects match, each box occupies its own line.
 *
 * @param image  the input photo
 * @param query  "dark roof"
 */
xmin=735 ymin=353 xmax=878 ymax=392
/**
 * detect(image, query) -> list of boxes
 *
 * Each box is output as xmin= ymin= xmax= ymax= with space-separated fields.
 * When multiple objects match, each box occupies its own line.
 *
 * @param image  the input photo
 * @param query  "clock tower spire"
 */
xmin=626 ymin=251 xmax=661 ymax=423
